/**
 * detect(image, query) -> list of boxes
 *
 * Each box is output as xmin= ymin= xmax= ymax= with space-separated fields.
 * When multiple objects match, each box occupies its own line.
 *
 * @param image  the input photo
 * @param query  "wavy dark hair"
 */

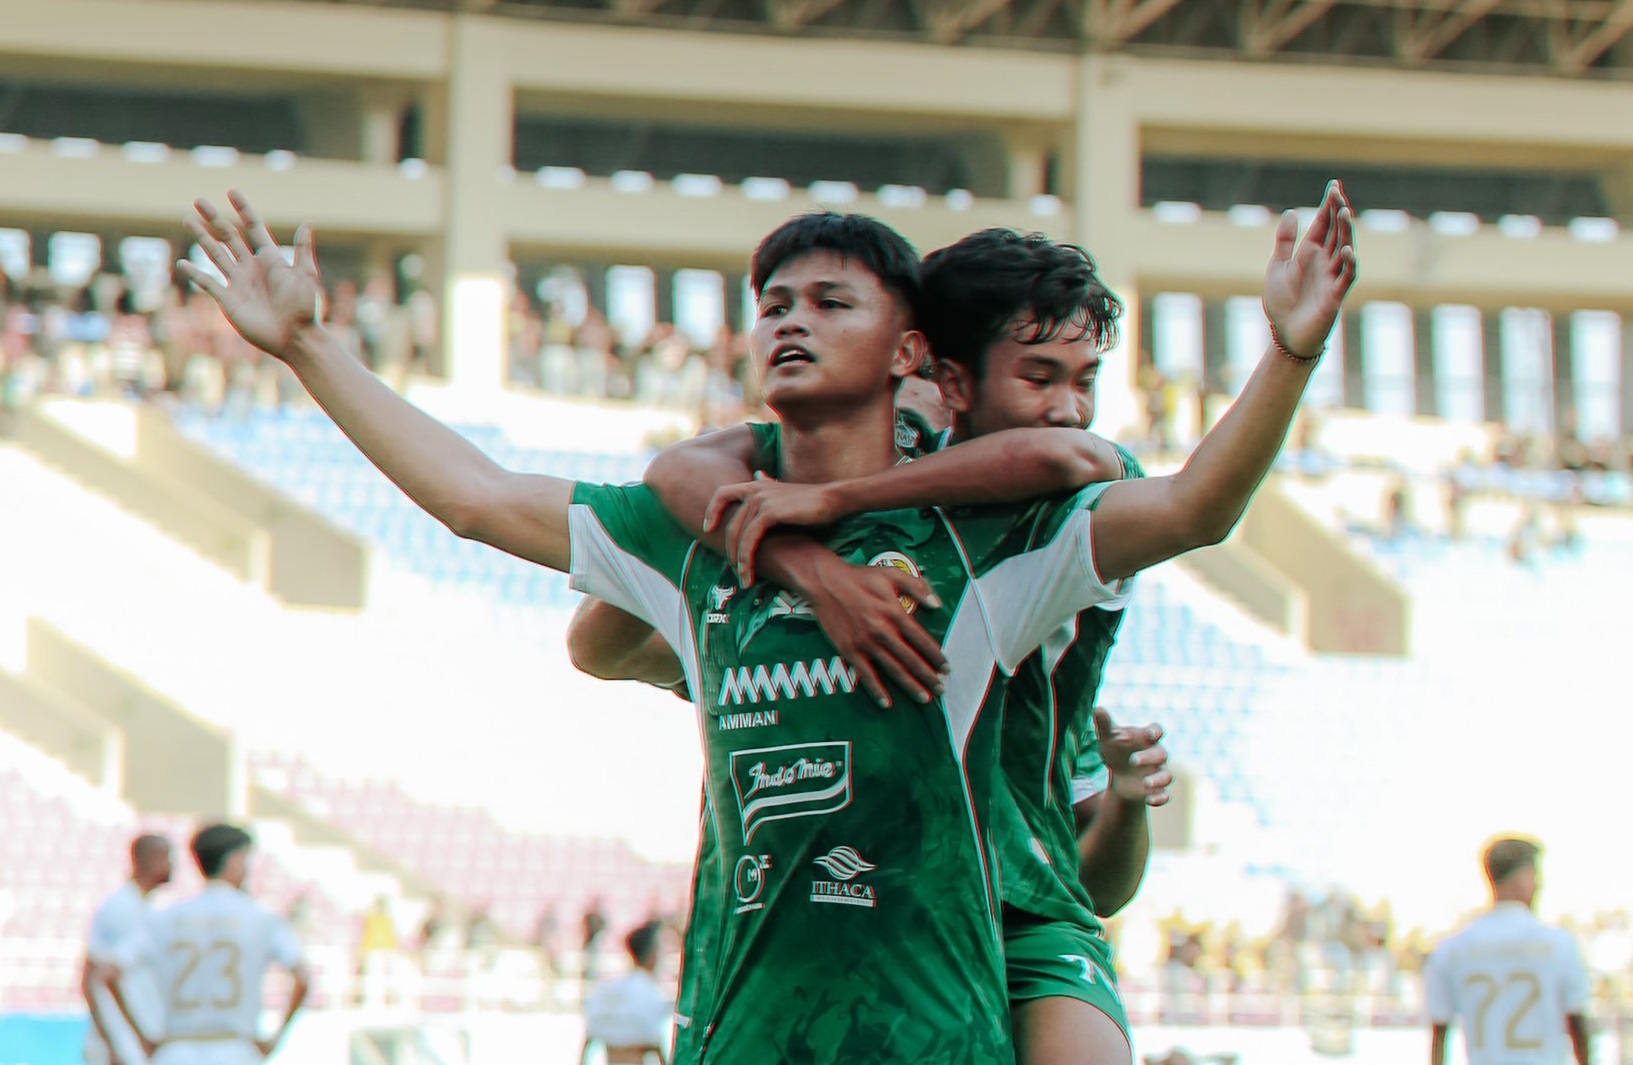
xmin=191 ymin=823 xmax=252 ymax=879
xmin=918 ymin=228 xmax=1123 ymax=377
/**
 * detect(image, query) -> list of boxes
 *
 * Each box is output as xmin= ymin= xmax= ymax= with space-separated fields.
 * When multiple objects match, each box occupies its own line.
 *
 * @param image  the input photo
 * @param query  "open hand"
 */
xmin=178 ymin=190 xmax=323 ymax=360
xmin=704 ymin=474 xmax=842 ymax=586
xmin=1262 ymin=181 xmax=1358 ymax=358
xmin=806 ymin=559 xmax=945 ymax=708
xmin=1094 ymin=708 xmax=1172 ymax=807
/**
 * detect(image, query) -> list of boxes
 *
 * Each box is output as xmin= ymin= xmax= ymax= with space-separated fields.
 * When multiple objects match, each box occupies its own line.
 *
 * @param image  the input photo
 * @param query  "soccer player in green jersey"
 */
xmin=177 ymin=195 xmax=1174 ymax=1064
xmin=595 ymin=182 xmax=1357 ymax=1065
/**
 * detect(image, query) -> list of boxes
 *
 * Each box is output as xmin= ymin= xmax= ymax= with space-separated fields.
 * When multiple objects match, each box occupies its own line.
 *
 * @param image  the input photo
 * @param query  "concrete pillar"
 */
xmin=1201 ymin=299 xmax=1230 ymax=396
xmin=1342 ymin=310 xmax=1366 ymax=409
xmin=1413 ymin=307 xmax=1438 ymax=417
xmin=655 ymin=267 xmax=677 ymax=327
xmin=440 ymin=18 xmax=514 ymax=391
xmin=1552 ymin=311 xmax=1576 ymax=439
xmin=1621 ymin=314 xmax=1633 ymax=440
xmin=1072 ymin=56 xmax=1141 ymax=438
xmin=724 ymin=271 xmax=748 ymax=334
xmin=1482 ymin=310 xmax=1505 ymax=424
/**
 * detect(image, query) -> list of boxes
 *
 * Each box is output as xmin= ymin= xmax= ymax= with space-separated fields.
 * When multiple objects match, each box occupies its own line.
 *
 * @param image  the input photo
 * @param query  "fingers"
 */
xmin=175 ymin=260 xmax=227 ymax=302
xmin=725 ymin=499 xmax=764 ymax=585
xmin=883 ymin=569 xmax=943 ymax=613
xmin=898 ymin=615 xmax=949 ymax=680
xmin=229 ymin=189 xmax=279 ymax=254
xmin=195 ymin=197 xmax=255 ymax=265
xmin=184 ymin=214 xmax=237 ymax=278
xmin=862 ymin=629 xmax=940 ymax=705
xmin=702 ymin=484 xmax=750 ymax=534
xmin=732 ymin=507 xmax=772 ymax=587
xmin=1143 ymin=768 xmax=1175 ymax=807
xmin=1092 ymin=706 xmax=1116 ymax=742
xmin=847 ymin=655 xmax=892 ymax=709
xmin=295 ymin=223 xmax=321 ymax=278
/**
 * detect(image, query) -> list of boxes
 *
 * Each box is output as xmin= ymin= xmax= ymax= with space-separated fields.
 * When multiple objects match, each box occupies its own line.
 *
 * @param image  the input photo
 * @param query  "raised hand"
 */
xmin=177 ymin=190 xmax=323 ymax=360
xmin=1093 ymin=708 xmax=1172 ymax=807
xmin=1262 ymin=181 xmax=1358 ymax=358
xmin=704 ymin=474 xmax=842 ymax=586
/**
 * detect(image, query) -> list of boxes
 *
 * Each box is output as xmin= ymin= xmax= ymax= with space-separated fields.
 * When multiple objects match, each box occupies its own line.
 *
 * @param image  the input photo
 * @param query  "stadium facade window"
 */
xmin=117 ymin=238 xmax=174 ymax=314
xmin=47 ymin=232 xmax=101 ymax=289
xmin=1433 ymin=306 xmax=1486 ymax=424
xmin=1501 ymin=308 xmax=1556 ymax=436
xmin=1225 ymin=296 xmax=1271 ymax=395
xmin=1571 ymin=311 xmax=1622 ymax=441
xmin=674 ymin=270 xmax=725 ymax=348
xmin=0 ymin=230 xmax=29 ymax=281
xmin=1306 ymin=315 xmax=1345 ymax=410
xmin=606 ymin=265 xmax=656 ymax=344
xmin=1360 ymin=302 xmax=1416 ymax=417
xmin=1150 ymin=292 xmax=1203 ymax=385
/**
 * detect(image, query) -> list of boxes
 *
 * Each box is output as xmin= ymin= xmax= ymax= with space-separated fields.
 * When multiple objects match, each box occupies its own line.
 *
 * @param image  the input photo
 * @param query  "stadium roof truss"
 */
xmin=335 ymin=0 xmax=1633 ymax=76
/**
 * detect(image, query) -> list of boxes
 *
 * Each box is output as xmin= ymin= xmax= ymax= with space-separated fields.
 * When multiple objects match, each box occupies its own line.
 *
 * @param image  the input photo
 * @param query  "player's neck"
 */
xmin=776 ymin=400 xmax=899 ymax=485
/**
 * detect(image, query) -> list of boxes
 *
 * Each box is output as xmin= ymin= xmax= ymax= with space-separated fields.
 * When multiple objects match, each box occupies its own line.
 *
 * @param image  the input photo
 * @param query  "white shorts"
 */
xmin=150 ymin=1041 xmax=261 ymax=1065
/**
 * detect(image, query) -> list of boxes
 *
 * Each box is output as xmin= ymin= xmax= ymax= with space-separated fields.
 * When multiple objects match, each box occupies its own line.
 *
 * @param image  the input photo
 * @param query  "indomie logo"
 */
xmin=730 ymin=742 xmax=852 ymax=842
xmin=718 ymin=658 xmax=857 ymax=707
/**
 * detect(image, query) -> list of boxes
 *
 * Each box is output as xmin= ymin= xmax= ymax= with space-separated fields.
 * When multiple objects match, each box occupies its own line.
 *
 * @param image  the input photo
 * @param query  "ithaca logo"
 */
xmin=810 ymin=845 xmax=879 ymax=908
xmin=730 ymin=742 xmax=852 ymax=842
xmin=718 ymin=658 xmax=857 ymax=707
xmin=706 ymin=583 xmax=736 ymax=625
xmin=734 ymin=854 xmax=772 ymax=914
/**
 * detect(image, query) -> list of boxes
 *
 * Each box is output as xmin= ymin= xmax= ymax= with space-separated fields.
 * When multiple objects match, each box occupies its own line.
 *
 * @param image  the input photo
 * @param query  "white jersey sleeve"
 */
xmin=970 ymin=485 xmax=1131 ymax=673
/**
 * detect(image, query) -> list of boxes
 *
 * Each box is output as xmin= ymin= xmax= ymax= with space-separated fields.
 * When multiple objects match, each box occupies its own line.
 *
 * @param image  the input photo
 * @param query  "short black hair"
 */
xmin=1484 ymin=837 xmax=1540 ymax=885
xmin=918 ymin=229 xmax=1123 ymax=377
xmin=750 ymin=212 xmax=920 ymax=309
xmin=191 ymin=823 xmax=252 ymax=879
xmin=625 ymin=919 xmax=663 ymax=966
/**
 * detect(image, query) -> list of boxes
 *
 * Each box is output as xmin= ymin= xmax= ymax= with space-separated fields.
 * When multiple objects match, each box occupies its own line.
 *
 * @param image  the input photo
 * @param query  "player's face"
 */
xmin=752 ymin=251 xmax=923 ymax=416
xmin=941 ymin=328 xmax=1100 ymax=437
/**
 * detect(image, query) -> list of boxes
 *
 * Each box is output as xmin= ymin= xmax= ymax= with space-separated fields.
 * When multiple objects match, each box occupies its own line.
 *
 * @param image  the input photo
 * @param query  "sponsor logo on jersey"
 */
xmin=718 ymin=657 xmax=857 ymax=707
xmin=733 ymin=854 xmax=772 ymax=914
xmin=717 ymin=709 xmax=778 ymax=731
xmin=767 ymin=590 xmax=815 ymax=619
xmin=730 ymin=741 xmax=851 ymax=842
xmin=706 ymin=582 xmax=737 ymax=625
xmin=810 ymin=845 xmax=879 ymax=908
xmin=867 ymin=550 xmax=924 ymax=614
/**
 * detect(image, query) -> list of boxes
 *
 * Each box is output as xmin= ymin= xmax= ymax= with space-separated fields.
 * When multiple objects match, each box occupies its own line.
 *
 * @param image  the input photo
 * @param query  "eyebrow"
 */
xmin=1019 ymin=352 xmax=1101 ymax=375
xmin=759 ymin=280 xmax=858 ymax=302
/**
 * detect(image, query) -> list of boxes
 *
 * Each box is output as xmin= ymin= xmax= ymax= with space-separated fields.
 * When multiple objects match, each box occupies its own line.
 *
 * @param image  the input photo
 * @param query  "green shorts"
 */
xmin=1004 ymin=914 xmax=1130 ymax=1041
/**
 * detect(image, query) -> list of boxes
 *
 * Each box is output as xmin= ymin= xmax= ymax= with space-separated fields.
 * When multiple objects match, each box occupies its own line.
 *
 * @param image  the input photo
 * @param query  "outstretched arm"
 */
xmin=180 ymin=192 xmax=573 ymax=572
xmin=1087 ymin=182 xmax=1357 ymax=582
xmin=704 ymin=430 xmax=1125 ymax=581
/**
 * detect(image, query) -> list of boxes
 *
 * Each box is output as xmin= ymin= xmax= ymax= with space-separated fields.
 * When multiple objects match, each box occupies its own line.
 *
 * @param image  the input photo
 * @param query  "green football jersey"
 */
xmin=673 ymin=790 xmax=718 ymax=1062
xmin=912 ymin=431 xmax=1146 ymax=928
xmin=568 ymin=467 xmax=1126 ymax=1064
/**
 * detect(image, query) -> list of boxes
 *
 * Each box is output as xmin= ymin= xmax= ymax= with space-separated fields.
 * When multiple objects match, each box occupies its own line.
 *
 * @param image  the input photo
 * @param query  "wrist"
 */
xmin=1265 ymin=314 xmax=1325 ymax=364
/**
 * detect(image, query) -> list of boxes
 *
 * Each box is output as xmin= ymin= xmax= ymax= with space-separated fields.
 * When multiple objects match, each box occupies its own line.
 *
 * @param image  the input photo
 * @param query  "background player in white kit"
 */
xmin=580 ymin=919 xmax=673 ymax=1064
xmin=84 ymin=833 xmax=173 ymax=1065
xmin=99 ymin=824 xmax=311 ymax=1065
xmin=1425 ymin=838 xmax=1591 ymax=1065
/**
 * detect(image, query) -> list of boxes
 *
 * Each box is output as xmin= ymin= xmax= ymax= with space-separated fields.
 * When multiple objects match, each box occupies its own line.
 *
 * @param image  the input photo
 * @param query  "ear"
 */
xmin=891 ymin=330 xmax=929 ymax=381
xmin=937 ymin=357 xmax=976 ymax=415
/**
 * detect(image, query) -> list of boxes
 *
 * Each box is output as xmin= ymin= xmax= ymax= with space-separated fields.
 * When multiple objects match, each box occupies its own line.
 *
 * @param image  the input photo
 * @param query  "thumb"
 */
xmin=1270 ymin=209 xmax=1298 ymax=264
xmin=1092 ymin=706 xmax=1116 ymax=743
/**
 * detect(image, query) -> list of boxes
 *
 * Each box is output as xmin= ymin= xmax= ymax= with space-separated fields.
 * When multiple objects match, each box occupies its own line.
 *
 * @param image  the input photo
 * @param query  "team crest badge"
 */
xmin=868 ymin=551 xmax=923 ymax=614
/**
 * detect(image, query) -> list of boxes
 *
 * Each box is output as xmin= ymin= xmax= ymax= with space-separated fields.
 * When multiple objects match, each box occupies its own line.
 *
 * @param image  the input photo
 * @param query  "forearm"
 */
xmin=268 ymin=975 xmax=310 ymax=1049
xmin=81 ymin=966 xmax=117 ymax=1050
xmin=1568 ymin=1015 xmax=1591 ymax=1065
xmin=1166 ymin=346 xmax=1317 ymax=541
xmin=647 ymin=436 xmax=837 ymax=599
xmin=827 ymin=429 xmax=1119 ymax=518
xmin=1077 ymin=794 xmax=1152 ymax=917
xmin=285 ymin=325 xmax=506 ymax=538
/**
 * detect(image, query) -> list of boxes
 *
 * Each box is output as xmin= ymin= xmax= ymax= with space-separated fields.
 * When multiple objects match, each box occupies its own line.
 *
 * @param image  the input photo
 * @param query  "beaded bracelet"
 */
xmin=1267 ymin=318 xmax=1324 ymax=364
